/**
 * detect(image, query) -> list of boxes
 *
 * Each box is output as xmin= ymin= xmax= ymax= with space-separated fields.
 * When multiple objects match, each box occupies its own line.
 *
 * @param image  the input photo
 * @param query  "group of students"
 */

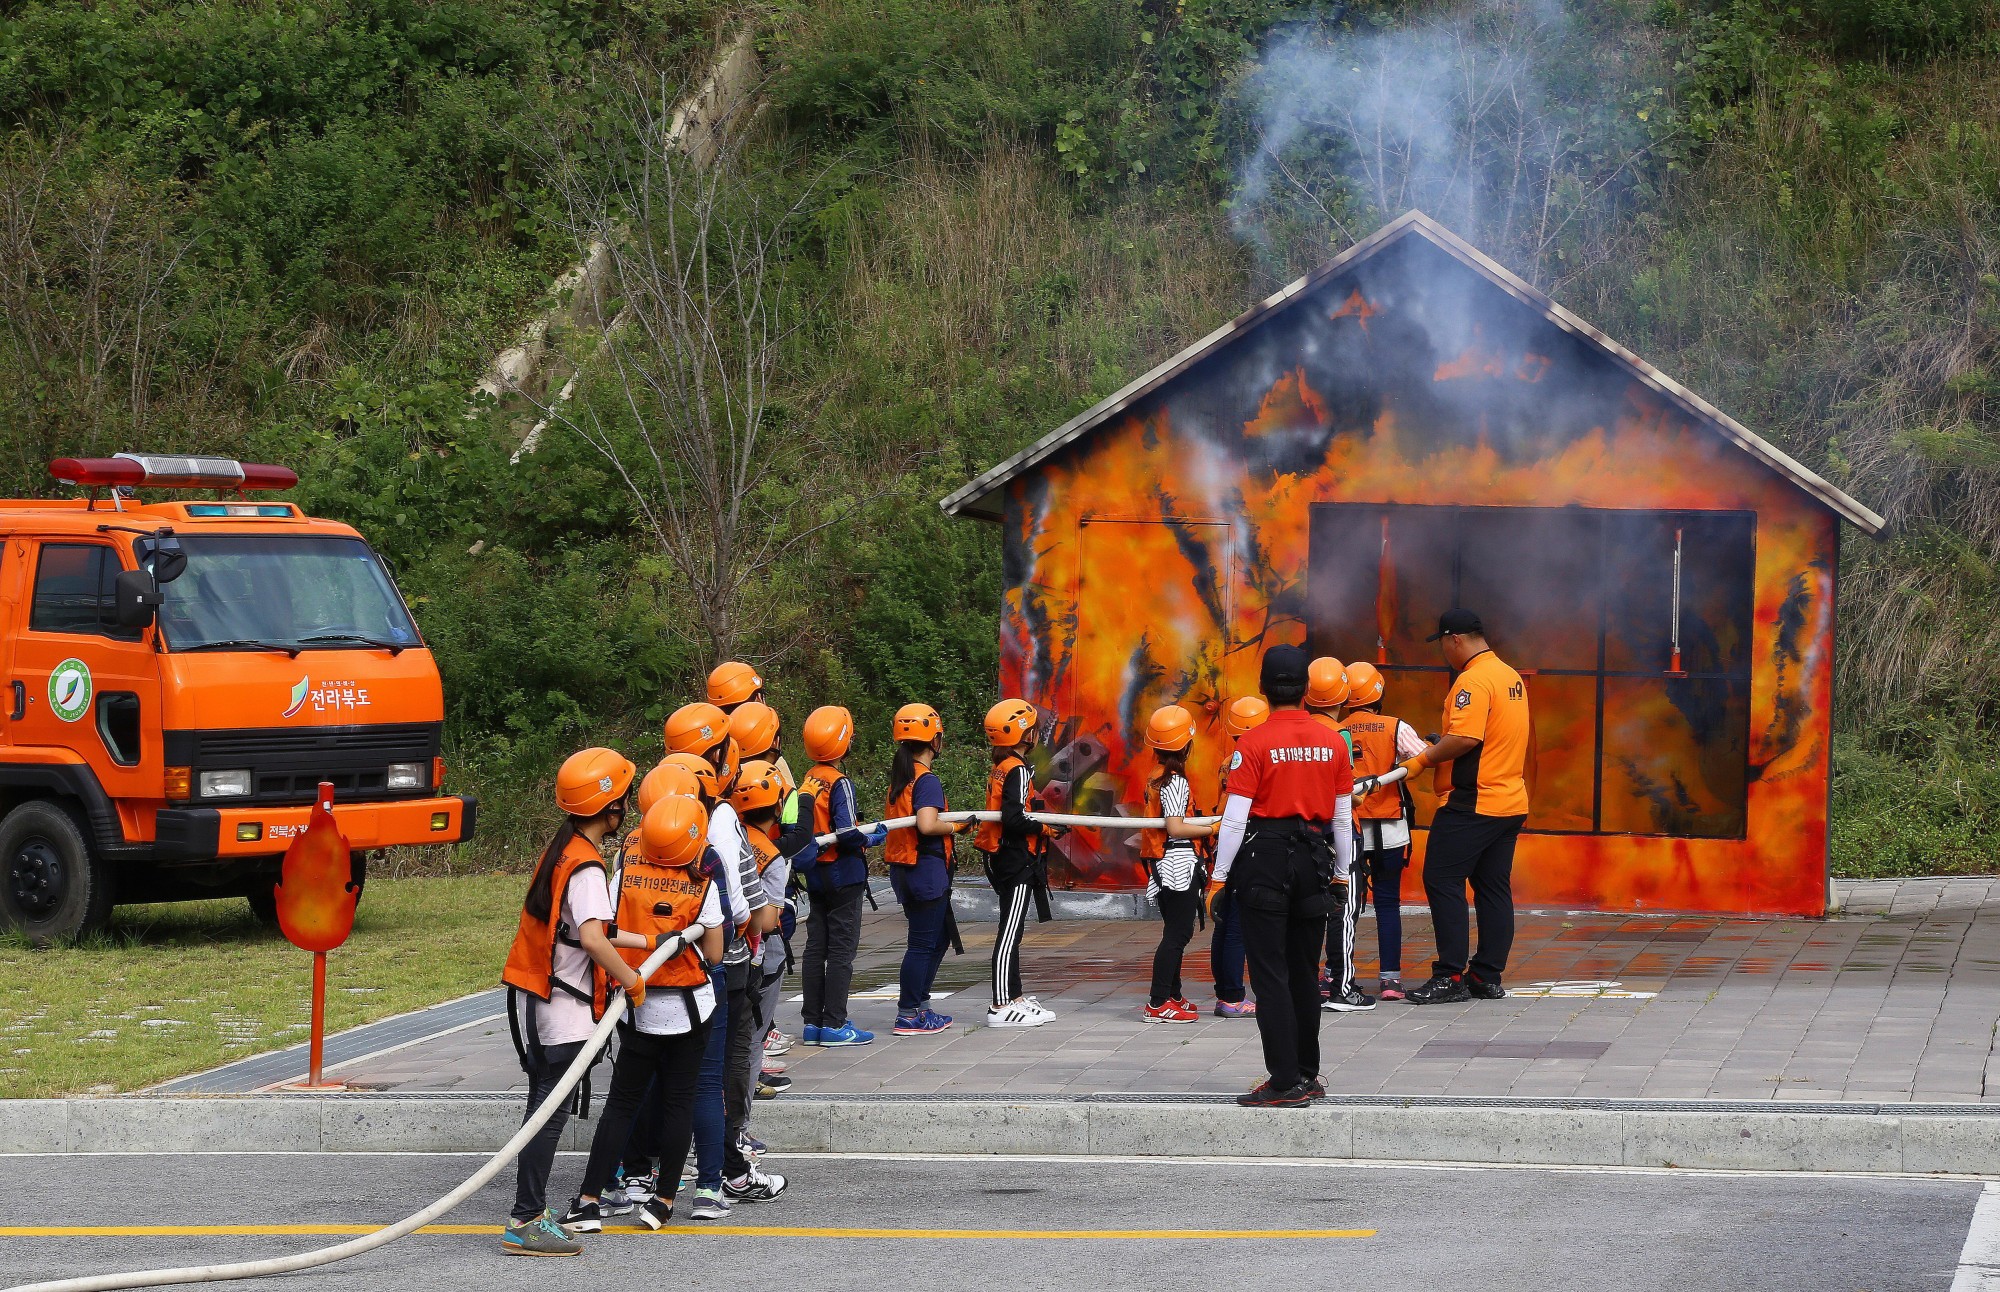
xmin=1137 ymin=656 xmax=1423 ymax=1026
xmin=496 ymin=665 xmax=1059 ymax=1256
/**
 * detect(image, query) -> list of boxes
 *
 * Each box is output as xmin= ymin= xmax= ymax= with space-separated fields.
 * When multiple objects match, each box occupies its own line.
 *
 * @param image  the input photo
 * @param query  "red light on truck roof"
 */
xmin=48 ymin=454 xmax=298 ymax=492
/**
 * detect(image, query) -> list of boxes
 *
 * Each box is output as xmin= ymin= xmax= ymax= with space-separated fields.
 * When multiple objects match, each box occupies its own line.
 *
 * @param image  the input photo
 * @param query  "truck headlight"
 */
xmin=386 ymin=761 xmax=426 ymax=790
xmin=198 ymin=769 xmax=253 ymax=799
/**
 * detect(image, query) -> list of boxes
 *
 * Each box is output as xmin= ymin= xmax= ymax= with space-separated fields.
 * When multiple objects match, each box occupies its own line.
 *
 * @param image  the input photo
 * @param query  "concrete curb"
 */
xmin=5 ymin=1097 xmax=1998 ymax=1174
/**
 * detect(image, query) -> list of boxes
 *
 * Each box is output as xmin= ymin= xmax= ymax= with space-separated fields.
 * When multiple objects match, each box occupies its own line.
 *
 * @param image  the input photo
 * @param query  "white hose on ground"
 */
xmin=6 ymin=933 xmax=697 ymax=1292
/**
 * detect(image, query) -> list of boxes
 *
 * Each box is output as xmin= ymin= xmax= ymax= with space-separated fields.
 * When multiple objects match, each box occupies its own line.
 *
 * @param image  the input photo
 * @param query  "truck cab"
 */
xmin=0 ymin=453 xmax=474 ymax=941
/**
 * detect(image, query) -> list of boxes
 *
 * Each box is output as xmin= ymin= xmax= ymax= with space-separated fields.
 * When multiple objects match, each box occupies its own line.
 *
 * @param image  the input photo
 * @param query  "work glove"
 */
xmin=624 ymin=976 xmax=646 ymax=1009
xmin=864 ymin=824 xmax=889 ymax=848
xmin=1204 ymin=879 xmax=1226 ymax=920
xmin=1354 ymin=776 xmax=1379 ymax=798
xmin=1397 ymin=756 xmax=1428 ymax=778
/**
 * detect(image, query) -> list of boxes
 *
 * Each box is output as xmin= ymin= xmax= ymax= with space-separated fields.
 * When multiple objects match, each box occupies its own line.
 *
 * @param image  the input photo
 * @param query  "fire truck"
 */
xmin=0 ymin=454 xmax=475 ymax=941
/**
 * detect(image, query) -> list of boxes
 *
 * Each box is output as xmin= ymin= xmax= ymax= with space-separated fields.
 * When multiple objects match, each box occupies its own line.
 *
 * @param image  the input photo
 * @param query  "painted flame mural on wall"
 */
xmin=976 ymin=217 xmax=1865 ymax=917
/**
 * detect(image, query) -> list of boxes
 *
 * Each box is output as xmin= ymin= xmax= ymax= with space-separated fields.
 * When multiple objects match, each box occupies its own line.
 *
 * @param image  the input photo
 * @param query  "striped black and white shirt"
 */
xmin=1153 ymin=774 xmax=1199 ymax=893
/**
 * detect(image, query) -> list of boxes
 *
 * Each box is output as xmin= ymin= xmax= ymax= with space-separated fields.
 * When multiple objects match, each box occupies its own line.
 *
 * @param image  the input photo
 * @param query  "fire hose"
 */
xmin=14 ymin=774 xmax=1405 ymax=1292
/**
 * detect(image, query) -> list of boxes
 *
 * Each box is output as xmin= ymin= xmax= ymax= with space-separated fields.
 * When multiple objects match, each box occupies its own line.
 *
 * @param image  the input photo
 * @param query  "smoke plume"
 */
xmin=1231 ymin=0 xmax=1664 ymax=290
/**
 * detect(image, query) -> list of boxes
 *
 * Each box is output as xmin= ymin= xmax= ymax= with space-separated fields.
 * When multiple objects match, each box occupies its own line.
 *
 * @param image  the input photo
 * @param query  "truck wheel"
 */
xmin=0 ymin=801 xmax=114 ymax=945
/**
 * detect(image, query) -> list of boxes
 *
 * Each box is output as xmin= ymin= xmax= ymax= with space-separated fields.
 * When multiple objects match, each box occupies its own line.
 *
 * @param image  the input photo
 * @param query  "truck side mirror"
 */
xmin=113 ymin=568 xmax=163 ymax=628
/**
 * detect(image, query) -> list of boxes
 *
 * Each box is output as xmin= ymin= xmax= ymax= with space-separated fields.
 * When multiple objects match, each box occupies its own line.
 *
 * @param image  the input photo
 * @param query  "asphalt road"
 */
xmin=0 ymin=1152 xmax=1979 ymax=1292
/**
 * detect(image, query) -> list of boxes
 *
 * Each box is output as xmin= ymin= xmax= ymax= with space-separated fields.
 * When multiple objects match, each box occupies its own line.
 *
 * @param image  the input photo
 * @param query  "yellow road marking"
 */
xmin=0 ymin=1224 xmax=1373 ymax=1241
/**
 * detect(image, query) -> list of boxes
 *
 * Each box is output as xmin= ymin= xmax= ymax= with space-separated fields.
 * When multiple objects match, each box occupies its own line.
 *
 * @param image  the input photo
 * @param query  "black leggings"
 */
xmin=580 ymin=1022 xmax=710 ymax=1200
xmin=1149 ymin=886 xmax=1199 ymax=1007
xmin=510 ymin=1037 xmax=584 ymax=1224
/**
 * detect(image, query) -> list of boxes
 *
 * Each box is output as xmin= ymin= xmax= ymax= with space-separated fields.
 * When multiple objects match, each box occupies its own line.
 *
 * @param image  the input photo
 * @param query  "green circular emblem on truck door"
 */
xmin=48 ymin=658 xmax=92 ymax=723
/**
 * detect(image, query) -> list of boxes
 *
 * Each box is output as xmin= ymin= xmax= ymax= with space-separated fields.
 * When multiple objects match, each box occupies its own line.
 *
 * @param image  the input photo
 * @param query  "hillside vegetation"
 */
xmin=3 ymin=0 xmax=1998 ymax=877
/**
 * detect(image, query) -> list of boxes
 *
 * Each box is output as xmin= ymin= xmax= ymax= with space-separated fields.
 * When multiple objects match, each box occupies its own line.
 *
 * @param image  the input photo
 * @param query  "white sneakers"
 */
xmin=986 ymin=997 xmax=1056 ymax=1028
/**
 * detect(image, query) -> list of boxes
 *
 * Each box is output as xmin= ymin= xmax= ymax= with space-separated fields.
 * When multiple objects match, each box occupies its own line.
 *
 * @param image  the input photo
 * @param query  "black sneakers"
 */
xmin=1303 ymin=1075 xmax=1327 ymax=1100
xmin=1236 ymin=1080 xmax=1313 ymax=1108
xmin=1466 ymin=974 xmax=1507 ymax=1000
xmin=1405 ymin=972 xmax=1472 ymax=1005
xmin=558 ymin=1198 xmax=604 ymax=1234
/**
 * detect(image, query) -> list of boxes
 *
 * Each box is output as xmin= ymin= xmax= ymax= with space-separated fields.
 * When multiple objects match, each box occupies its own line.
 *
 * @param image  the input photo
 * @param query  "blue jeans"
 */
xmin=1369 ymin=844 xmax=1409 ymax=977
xmin=897 ymin=893 xmax=952 ymax=1013
xmin=1211 ymin=894 xmax=1249 ymax=1003
xmin=692 ymin=967 xmax=728 ymax=1190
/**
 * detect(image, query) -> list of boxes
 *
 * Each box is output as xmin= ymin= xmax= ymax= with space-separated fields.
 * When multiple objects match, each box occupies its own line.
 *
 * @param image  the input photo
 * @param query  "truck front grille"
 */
xmin=162 ymin=723 xmax=441 ymax=806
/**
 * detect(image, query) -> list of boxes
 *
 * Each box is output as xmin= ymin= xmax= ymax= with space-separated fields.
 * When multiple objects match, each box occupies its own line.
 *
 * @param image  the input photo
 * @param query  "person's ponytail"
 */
xmin=524 ymin=819 xmax=581 ymax=922
xmin=888 ymin=740 xmax=927 ymax=801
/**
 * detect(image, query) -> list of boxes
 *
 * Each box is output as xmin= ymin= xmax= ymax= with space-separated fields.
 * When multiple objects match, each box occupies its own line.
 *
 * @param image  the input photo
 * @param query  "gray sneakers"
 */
xmin=502 ymin=1209 xmax=582 ymax=1257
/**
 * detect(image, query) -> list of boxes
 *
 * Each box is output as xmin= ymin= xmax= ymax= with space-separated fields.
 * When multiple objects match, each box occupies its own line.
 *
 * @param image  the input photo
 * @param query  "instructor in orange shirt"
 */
xmin=1393 ymin=609 xmax=1530 ymax=1005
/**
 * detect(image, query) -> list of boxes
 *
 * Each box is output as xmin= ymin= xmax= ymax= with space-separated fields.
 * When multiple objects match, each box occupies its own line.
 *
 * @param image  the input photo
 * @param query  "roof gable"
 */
xmin=939 ymin=210 xmax=1884 ymax=534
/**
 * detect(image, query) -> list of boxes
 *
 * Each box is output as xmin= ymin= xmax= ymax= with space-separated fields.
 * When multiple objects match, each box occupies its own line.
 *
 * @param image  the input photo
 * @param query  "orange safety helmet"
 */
xmin=665 ymin=702 xmax=730 ymax=757
xmin=1344 ymin=661 xmax=1386 ymax=707
xmin=728 ymin=701 xmax=781 ymax=759
xmin=1223 ymin=695 xmax=1271 ymax=738
xmin=892 ymin=702 xmax=943 ymax=744
xmin=641 ymin=794 xmax=709 ymax=867
xmin=1307 ymin=657 xmax=1351 ymax=709
xmin=1146 ymin=704 xmax=1196 ymax=753
xmin=803 ymin=706 xmax=854 ymax=763
xmin=730 ymin=760 xmax=786 ymax=815
xmin=637 ymin=760 xmax=702 ymax=816
xmin=707 ymin=661 xmax=764 ymax=709
xmin=984 ymin=699 xmax=1038 ymax=748
xmin=555 ymin=747 xmax=635 ymax=817
xmin=663 ymin=751 xmax=721 ymax=800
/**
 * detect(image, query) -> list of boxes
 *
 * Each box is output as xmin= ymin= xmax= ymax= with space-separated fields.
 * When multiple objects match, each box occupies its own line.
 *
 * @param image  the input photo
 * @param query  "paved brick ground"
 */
xmin=318 ymin=877 xmax=2000 ymax=1103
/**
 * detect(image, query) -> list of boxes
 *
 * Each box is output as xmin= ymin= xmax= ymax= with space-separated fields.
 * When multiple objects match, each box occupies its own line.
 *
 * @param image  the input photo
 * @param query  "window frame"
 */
xmin=27 ymin=540 xmax=143 ymax=643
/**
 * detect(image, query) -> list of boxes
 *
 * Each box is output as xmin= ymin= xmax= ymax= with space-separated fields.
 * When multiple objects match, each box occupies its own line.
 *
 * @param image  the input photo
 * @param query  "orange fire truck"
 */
xmin=0 ymin=454 xmax=475 ymax=941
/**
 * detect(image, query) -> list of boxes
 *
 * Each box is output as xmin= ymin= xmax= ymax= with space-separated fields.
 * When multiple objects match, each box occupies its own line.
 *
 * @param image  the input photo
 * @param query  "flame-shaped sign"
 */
xmin=274 ymin=782 xmax=357 ymax=953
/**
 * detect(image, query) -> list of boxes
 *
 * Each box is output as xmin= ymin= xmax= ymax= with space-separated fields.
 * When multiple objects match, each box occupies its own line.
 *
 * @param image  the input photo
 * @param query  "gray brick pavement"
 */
xmin=296 ymin=877 xmax=2000 ymax=1104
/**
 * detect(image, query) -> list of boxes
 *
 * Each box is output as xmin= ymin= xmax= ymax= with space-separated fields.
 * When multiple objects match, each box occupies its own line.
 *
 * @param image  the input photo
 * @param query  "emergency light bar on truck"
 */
xmin=49 ymin=454 xmax=299 ymax=492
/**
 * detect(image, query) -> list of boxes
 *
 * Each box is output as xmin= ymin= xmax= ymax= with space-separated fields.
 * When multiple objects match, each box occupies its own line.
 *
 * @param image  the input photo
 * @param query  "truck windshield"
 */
xmin=157 ymin=535 xmax=422 ymax=653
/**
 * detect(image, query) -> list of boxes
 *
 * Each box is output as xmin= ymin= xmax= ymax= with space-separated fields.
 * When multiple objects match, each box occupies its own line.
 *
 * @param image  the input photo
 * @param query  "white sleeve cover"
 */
xmin=1395 ymin=720 xmax=1428 ymax=761
xmin=1210 ymin=795 xmax=1254 ymax=883
xmin=1333 ymin=794 xmax=1354 ymax=878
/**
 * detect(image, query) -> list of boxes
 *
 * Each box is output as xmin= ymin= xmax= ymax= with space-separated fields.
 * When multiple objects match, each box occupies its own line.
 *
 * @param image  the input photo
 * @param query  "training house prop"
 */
xmin=943 ymin=212 xmax=1883 ymax=918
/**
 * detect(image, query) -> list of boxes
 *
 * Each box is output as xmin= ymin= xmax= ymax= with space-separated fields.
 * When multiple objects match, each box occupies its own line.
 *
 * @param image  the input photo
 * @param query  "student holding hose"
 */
xmin=499 ymin=747 xmax=650 ymax=1257
xmin=884 ymin=703 xmax=968 ymax=1035
xmin=563 ymin=793 xmax=725 ymax=1234
xmin=977 ymin=699 xmax=1055 ymax=1028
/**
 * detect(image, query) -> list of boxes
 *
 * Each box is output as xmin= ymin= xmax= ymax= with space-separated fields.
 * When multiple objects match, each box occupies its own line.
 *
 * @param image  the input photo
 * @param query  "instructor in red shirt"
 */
xmin=1209 ymin=645 xmax=1355 ymax=1108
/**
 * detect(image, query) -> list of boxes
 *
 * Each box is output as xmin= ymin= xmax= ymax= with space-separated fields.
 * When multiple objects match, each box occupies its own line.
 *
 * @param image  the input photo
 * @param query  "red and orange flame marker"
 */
xmin=273 ymin=781 xmax=359 ymax=1089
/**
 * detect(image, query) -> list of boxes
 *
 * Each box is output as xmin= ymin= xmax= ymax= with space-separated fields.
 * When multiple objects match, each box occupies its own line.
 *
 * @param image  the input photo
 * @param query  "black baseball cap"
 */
xmin=1260 ymin=644 xmax=1310 ymax=692
xmin=1426 ymin=608 xmax=1485 ymax=642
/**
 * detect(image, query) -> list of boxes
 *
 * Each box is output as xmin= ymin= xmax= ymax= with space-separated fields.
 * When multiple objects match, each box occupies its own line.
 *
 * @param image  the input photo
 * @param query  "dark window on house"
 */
xmin=1306 ymin=503 xmax=1755 ymax=839
xmin=30 ymin=544 xmax=140 ymax=641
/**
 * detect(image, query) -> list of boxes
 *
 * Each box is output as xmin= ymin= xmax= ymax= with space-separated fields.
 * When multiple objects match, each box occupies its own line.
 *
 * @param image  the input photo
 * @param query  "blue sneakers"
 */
xmin=801 ymin=1024 xmax=823 ymax=1046
xmin=815 ymin=1020 xmax=875 ymax=1046
xmin=894 ymin=1009 xmax=952 ymax=1035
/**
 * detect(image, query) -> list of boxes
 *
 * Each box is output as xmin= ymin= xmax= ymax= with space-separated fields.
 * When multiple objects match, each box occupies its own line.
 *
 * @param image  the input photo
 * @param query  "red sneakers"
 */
xmin=1143 ymin=1000 xmax=1198 ymax=1024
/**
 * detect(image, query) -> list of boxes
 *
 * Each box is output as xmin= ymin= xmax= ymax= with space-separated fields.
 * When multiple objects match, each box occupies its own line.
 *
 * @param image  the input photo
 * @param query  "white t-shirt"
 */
xmin=536 ymin=862 xmax=616 ymax=1046
xmin=759 ymin=851 xmax=792 ymax=971
xmin=1153 ymin=775 xmax=1200 ymax=893
xmin=632 ymin=881 xmax=725 ymax=1036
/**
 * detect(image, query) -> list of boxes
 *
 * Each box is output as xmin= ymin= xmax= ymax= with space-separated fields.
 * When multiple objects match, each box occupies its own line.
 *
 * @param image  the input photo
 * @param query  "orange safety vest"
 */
xmin=800 ymin=763 xmax=845 ymax=864
xmin=884 ymin=769 xmax=952 ymax=867
xmin=592 ymin=855 xmax=714 ymax=1016
xmin=976 ymin=756 xmax=1038 ymax=854
xmin=746 ymin=823 xmax=779 ymax=875
xmin=502 ymin=835 xmax=607 ymax=1008
xmin=1342 ymin=710 xmax=1408 ymax=821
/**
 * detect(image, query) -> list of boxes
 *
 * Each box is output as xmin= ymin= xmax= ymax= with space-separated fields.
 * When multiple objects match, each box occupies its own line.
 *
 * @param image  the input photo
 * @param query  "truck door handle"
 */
xmin=8 ymin=681 xmax=22 ymax=721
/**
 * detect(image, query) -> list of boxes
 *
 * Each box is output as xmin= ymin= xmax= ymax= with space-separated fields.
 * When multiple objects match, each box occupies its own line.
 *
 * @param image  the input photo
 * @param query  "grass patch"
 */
xmin=0 ymin=874 xmax=525 ymax=1099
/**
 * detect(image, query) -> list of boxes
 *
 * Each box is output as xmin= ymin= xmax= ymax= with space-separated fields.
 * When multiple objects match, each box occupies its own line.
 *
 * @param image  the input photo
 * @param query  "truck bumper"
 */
xmin=155 ymin=794 xmax=477 ymax=860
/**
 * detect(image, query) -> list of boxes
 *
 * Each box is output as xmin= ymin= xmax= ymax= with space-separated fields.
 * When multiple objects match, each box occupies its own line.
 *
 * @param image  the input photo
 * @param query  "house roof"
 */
xmin=938 ymin=209 xmax=1886 ymax=535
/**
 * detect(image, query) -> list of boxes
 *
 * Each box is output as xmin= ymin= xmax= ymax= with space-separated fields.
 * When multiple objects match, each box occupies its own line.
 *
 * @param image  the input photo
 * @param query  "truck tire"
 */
xmin=0 ymin=801 xmax=115 ymax=945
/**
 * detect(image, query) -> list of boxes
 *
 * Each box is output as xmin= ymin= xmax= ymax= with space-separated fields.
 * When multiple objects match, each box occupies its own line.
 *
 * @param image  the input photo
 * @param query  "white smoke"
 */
xmin=1231 ymin=0 xmax=1662 ymax=289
